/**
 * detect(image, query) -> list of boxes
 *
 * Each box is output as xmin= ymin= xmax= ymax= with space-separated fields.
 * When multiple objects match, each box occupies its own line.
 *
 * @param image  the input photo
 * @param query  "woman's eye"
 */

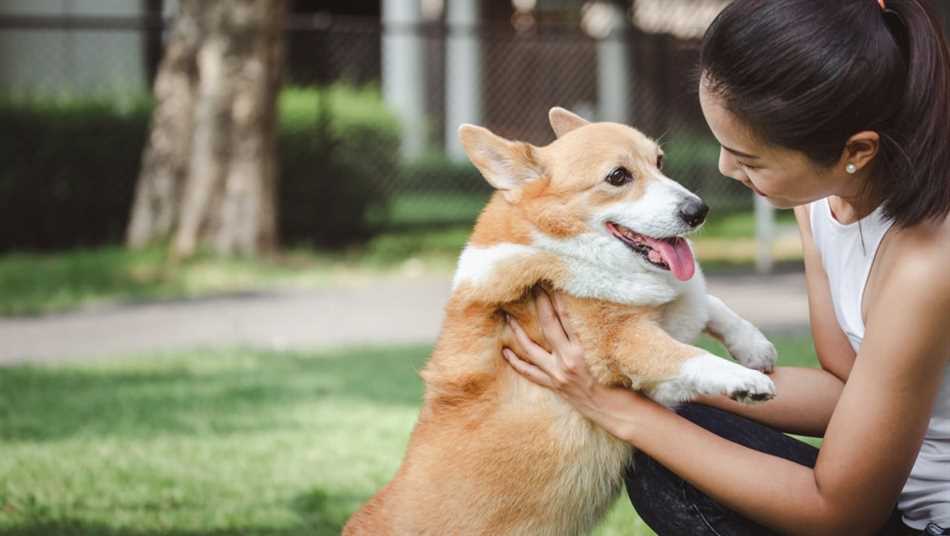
xmin=605 ymin=167 xmax=633 ymax=186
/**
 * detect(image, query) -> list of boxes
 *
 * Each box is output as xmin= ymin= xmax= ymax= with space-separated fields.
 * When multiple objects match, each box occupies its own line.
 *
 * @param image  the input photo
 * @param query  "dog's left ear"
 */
xmin=549 ymin=107 xmax=590 ymax=138
xmin=458 ymin=124 xmax=542 ymax=204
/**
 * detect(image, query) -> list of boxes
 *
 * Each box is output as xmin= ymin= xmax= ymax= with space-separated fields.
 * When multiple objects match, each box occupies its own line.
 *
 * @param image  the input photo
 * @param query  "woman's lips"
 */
xmin=742 ymin=180 xmax=767 ymax=197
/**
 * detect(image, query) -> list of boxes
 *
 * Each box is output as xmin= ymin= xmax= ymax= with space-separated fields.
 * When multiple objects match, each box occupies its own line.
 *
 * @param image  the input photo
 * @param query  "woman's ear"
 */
xmin=841 ymin=131 xmax=881 ymax=173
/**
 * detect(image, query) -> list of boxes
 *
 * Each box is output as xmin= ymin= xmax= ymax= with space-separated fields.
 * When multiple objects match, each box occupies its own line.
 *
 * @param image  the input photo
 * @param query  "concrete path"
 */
xmin=0 ymin=271 xmax=809 ymax=365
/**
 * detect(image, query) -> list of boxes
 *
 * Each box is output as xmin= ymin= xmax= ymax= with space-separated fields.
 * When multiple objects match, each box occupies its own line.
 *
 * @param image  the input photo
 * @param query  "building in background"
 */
xmin=4 ymin=0 xmax=947 ymax=222
xmin=0 ymin=0 xmax=170 ymax=96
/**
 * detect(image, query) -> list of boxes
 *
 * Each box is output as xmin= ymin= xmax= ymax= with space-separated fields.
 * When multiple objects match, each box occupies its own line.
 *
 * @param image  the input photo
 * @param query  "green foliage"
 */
xmin=662 ymin=131 xmax=752 ymax=210
xmin=0 ymin=95 xmax=151 ymax=251
xmin=0 ymin=338 xmax=816 ymax=535
xmin=0 ymin=86 xmax=400 ymax=252
xmin=391 ymin=152 xmax=489 ymax=195
xmin=278 ymin=86 xmax=399 ymax=248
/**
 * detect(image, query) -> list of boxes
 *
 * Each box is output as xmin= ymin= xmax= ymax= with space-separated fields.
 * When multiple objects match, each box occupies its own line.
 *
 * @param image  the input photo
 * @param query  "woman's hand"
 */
xmin=502 ymin=287 xmax=653 ymax=438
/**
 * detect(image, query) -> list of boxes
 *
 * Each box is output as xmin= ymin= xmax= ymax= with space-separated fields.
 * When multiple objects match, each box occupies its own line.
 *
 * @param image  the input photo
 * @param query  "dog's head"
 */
xmin=459 ymin=108 xmax=707 ymax=282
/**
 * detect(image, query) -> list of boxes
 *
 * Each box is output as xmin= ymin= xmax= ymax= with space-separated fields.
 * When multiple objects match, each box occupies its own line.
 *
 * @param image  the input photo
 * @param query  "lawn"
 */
xmin=0 ymin=246 xmax=353 ymax=317
xmin=0 ymin=203 xmax=800 ymax=317
xmin=0 ymin=336 xmax=819 ymax=535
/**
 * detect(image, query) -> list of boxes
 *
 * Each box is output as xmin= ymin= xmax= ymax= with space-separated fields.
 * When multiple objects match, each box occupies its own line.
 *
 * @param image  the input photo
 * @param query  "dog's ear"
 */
xmin=549 ymin=107 xmax=590 ymax=138
xmin=458 ymin=124 xmax=542 ymax=203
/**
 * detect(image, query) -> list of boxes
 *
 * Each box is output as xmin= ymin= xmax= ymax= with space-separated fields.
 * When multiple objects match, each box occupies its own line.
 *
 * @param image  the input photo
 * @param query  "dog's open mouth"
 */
xmin=606 ymin=222 xmax=696 ymax=281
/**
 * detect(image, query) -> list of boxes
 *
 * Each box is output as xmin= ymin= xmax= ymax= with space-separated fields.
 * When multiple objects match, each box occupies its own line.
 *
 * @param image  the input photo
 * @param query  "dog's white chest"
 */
xmin=452 ymin=242 xmax=701 ymax=309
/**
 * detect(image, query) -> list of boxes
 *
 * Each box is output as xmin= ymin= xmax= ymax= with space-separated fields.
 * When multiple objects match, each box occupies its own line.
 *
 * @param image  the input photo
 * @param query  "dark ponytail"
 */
xmin=701 ymin=0 xmax=950 ymax=227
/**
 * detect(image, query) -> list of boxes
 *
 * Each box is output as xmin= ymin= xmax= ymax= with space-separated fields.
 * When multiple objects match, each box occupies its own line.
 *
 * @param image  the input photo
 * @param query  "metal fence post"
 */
xmin=755 ymin=194 xmax=775 ymax=273
xmin=382 ymin=0 xmax=426 ymax=160
xmin=445 ymin=0 xmax=482 ymax=161
xmin=596 ymin=1 xmax=630 ymax=123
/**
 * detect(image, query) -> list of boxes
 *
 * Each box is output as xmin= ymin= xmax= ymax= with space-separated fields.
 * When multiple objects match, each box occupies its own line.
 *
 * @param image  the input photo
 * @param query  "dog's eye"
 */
xmin=605 ymin=167 xmax=633 ymax=186
xmin=657 ymin=154 xmax=664 ymax=170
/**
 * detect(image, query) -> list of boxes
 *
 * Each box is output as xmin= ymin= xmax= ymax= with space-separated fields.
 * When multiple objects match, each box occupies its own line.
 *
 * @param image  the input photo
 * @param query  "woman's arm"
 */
xmin=695 ymin=366 xmax=842 ymax=437
xmin=505 ymin=243 xmax=950 ymax=534
xmin=697 ymin=206 xmax=853 ymax=436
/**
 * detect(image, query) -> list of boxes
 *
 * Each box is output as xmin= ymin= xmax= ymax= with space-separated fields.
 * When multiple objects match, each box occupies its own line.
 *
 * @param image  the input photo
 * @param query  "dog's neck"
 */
xmin=452 ymin=196 xmax=682 ymax=307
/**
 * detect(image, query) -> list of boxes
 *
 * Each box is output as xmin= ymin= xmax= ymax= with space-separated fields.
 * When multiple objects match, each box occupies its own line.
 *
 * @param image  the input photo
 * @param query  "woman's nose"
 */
xmin=717 ymin=148 xmax=743 ymax=181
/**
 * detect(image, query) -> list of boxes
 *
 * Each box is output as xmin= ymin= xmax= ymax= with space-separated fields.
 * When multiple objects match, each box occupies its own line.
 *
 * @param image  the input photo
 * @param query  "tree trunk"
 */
xmin=127 ymin=0 xmax=203 ymax=249
xmin=127 ymin=0 xmax=286 ymax=259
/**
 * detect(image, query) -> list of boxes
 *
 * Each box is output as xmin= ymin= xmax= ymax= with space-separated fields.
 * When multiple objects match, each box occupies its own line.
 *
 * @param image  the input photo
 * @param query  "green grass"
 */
xmin=0 ymin=246 xmax=355 ymax=317
xmin=0 ymin=204 xmax=800 ymax=317
xmin=0 ymin=337 xmax=818 ymax=536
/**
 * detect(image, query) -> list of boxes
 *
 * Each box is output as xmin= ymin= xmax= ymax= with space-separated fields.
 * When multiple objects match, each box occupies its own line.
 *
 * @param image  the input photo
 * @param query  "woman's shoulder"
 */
xmin=884 ymin=216 xmax=950 ymax=296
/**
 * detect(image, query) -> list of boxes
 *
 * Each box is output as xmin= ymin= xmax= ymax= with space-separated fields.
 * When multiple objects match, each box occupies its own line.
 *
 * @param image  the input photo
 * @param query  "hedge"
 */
xmin=0 ymin=86 xmax=400 ymax=252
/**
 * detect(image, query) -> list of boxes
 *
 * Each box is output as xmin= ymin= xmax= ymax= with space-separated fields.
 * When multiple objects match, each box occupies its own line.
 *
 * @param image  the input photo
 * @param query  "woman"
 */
xmin=502 ymin=0 xmax=950 ymax=534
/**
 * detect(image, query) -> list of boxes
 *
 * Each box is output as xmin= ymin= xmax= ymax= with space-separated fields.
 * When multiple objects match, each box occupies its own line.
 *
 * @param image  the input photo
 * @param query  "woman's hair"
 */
xmin=701 ymin=0 xmax=950 ymax=227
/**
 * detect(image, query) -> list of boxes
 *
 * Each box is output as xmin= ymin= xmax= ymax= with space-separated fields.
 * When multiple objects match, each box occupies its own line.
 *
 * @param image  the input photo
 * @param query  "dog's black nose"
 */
xmin=679 ymin=198 xmax=709 ymax=228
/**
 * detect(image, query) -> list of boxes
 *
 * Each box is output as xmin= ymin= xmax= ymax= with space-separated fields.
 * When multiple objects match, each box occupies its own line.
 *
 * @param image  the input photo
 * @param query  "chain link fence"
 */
xmin=0 ymin=4 xmax=753 ymax=241
xmin=286 ymin=9 xmax=752 ymax=232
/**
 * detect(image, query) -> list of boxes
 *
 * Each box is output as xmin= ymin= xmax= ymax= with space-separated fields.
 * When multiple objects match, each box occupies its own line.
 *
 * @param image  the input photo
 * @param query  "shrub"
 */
xmin=392 ymin=153 xmax=488 ymax=195
xmin=0 ymin=96 xmax=150 ymax=251
xmin=278 ymin=86 xmax=399 ymax=247
xmin=0 ymin=86 xmax=400 ymax=252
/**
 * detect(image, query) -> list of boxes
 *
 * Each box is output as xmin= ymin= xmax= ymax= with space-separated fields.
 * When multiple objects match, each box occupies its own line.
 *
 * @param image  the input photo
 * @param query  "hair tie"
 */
xmin=878 ymin=0 xmax=886 ymax=9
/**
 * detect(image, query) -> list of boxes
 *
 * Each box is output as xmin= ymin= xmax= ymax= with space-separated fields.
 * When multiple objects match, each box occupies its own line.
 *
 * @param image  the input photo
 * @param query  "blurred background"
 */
xmin=1 ymin=1 xmax=947 ymax=535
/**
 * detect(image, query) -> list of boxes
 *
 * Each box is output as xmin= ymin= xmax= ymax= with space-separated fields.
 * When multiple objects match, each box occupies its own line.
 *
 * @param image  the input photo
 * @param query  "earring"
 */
xmin=846 ymin=163 xmax=857 ymax=174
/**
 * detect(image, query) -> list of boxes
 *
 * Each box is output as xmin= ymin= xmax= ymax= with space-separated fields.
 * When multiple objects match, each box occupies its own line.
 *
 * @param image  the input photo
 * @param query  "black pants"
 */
xmin=625 ymin=404 xmax=920 ymax=536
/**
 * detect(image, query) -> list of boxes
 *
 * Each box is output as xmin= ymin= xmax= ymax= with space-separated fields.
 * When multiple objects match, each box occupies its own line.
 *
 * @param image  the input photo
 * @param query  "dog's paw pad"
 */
xmin=723 ymin=370 xmax=775 ymax=404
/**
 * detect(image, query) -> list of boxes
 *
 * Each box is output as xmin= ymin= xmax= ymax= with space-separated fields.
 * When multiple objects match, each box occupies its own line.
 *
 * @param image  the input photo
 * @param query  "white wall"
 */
xmin=0 ymin=0 xmax=148 ymax=96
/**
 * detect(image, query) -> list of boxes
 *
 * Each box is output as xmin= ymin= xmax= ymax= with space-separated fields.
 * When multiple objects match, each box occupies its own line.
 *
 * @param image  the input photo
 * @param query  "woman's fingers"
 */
xmin=538 ymin=290 xmax=586 ymax=371
xmin=506 ymin=315 xmax=557 ymax=375
xmin=534 ymin=287 xmax=571 ymax=347
xmin=503 ymin=348 xmax=555 ymax=388
xmin=551 ymin=291 xmax=581 ymax=342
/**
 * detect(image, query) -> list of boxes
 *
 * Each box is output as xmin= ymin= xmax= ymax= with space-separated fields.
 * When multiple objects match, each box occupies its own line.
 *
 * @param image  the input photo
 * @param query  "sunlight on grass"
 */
xmin=0 ymin=208 xmax=802 ymax=317
xmin=0 ymin=247 xmax=348 ymax=317
xmin=0 ymin=337 xmax=817 ymax=535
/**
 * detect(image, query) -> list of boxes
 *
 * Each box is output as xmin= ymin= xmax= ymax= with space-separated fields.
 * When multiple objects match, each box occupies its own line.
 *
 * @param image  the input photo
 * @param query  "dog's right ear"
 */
xmin=458 ymin=124 xmax=542 ymax=204
xmin=549 ymin=107 xmax=590 ymax=138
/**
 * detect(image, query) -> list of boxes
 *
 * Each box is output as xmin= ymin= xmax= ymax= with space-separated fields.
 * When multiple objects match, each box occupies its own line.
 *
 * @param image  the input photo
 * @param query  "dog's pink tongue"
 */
xmin=643 ymin=237 xmax=695 ymax=281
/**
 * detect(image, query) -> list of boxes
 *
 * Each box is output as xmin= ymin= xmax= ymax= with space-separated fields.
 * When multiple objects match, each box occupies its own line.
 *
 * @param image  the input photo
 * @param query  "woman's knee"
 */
xmin=623 ymin=403 xmax=800 ymax=536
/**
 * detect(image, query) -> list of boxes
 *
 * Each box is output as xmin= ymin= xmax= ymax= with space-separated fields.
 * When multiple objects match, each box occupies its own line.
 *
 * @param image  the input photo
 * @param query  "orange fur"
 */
xmin=344 ymin=113 xmax=711 ymax=536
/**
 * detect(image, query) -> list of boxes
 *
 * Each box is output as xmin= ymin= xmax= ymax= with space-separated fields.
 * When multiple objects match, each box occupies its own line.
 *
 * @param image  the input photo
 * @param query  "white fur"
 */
xmin=706 ymin=295 xmax=778 ymax=372
xmin=530 ymin=230 xmax=682 ymax=306
xmin=598 ymin=173 xmax=702 ymax=240
xmin=452 ymin=243 xmax=537 ymax=290
xmin=649 ymin=353 xmax=776 ymax=407
xmin=657 ymin=263 xmax=709 ymax=342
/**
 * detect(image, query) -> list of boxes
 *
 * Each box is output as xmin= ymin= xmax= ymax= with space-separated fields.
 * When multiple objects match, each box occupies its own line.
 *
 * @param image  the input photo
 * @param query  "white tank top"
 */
xmin=809 ymin=197 xmax=950 ymax=530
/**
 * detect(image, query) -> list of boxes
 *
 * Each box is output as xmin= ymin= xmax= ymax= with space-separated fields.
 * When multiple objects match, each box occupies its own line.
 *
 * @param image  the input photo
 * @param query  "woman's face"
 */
xmin=698 ymin=82 xmax=847 ymax=209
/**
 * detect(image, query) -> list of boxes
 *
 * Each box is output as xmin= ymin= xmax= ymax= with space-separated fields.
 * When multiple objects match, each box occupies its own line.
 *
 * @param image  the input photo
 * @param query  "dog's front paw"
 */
xmin=726 ymin=325 xmax=777 ymax=373
xmin=717 ymin=366 xmax=776 ymax=404
xmin=649 ymin=354 xmax=775 ymax=407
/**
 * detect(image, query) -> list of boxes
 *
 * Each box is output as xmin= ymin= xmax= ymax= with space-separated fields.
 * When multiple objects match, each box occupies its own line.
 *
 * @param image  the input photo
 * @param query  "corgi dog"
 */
xmin=343 ymin=108 xmax=778 ymax=536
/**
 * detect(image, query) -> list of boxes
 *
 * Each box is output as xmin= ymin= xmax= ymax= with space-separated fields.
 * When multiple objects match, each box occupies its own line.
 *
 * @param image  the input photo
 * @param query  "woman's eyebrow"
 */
xmin=722 ymin=144 xmax=761 ymax=160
